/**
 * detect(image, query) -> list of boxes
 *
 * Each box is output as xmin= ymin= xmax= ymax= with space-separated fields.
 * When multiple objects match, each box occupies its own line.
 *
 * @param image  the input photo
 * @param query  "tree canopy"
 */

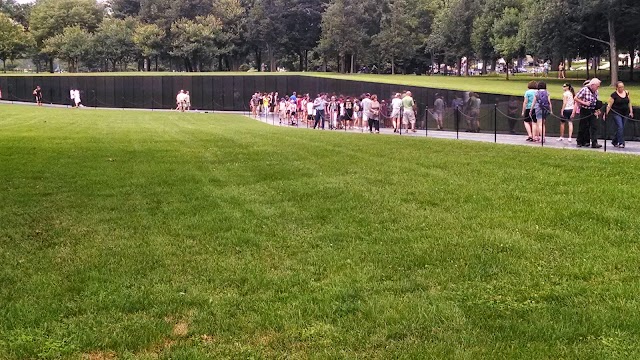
xmin=0 ymin=0 xmax=637 ymax=83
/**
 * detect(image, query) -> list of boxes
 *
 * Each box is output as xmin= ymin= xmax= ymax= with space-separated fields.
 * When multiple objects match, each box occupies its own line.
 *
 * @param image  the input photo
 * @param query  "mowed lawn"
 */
xmin=2 ymin=105 xmax=640 ymax=359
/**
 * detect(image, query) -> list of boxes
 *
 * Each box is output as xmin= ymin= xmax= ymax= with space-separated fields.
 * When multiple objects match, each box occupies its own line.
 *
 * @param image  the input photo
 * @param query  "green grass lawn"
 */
xmin=2 ymin=106 xmax=640 ymax=359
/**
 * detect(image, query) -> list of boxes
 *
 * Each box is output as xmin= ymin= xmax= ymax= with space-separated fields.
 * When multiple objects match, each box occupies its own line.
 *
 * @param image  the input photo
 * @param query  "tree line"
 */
xmin=0 ymin=0 xmax=638 ymax=84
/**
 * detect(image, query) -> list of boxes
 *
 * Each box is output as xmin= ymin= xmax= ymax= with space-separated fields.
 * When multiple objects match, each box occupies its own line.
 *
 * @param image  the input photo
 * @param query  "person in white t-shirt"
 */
xmin=390 ymin=93 xmax=403 ymax=133
xmin=559 ymin=83 xmax=575 ymax=142
xmin=176 ymin=90 xmax=186 ymax=111
xmin=73 ymin=89 xmax=82 ymax=107
xmin=184 ymin=91 xmax=191 ymax=111
xmin=69 ymin=88 xmax=76 ymax=107
xmin=306 ymin=96 xmax=315 ymax=123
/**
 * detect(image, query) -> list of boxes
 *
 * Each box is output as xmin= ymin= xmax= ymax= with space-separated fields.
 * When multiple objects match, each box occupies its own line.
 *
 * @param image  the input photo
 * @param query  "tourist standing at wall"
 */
xmin=574 ymin=78 xmax=603 ymax=148
xmin=402 ymin=91 xmax=416 ymax=133
xmin=369 ymin=94 xmax=381 ymax=133
xmin=33 ymin=86 xmax=43 ymax=106
xmin=390 ymin=93 xmax=402 ymax=133
xmin=559 ymin=84 xmax=575 ymax=142
xmin=433 ymin=93 xmax=445 ymax=130
xmin=606 ymin=81 xmax=633 ymax=149
xmin=521 ymin=81 xmax=537 ymax=142
xmin=313 ymin=94 xmax=327 ymax=129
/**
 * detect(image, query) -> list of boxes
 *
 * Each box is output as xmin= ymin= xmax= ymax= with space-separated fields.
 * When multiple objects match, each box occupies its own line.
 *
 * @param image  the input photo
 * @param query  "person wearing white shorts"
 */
xmin=402 ymin=91 xmax=416 ymax=132
xmin=391 ymin=93 xmax=403 ymax=132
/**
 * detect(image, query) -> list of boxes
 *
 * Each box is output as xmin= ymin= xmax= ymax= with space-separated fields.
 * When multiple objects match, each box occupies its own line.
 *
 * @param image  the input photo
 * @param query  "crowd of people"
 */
xmin=249 ymin=91 xmax=421 ymax=133
xmin=520 ymin=78 xmax=634 ymax=148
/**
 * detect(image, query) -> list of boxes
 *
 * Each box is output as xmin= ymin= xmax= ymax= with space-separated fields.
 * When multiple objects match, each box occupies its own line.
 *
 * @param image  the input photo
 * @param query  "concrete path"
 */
xmin=249 ymin=112 xmax=640 ymax=155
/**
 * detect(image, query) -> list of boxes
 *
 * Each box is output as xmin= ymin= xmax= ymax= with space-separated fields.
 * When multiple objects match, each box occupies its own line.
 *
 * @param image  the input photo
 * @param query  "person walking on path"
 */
xmin=433 ymin=93 xmax=445 ymax=130
xmin=521 ymin=81 xmax=538 ymax=142
xmin=361 ymin=93 xmax=373 ymax=131
xmin=558 ymin=83 xmax=575 ymax=142
xmin=391 ymin=93 xmax=402 ymax=132
xmin=465 ymin=92 xmax=481 ymax=133
xmin=313 ymin=94 xmax=327 ymax=129
xmin=575 ymin=78 xmax=603 ymax=148
xmin=606 ymin=81 xmax=633 ymax=149
xmin=532 ymin=82 xmax=552 ymax=142
xmin=402 ymin=91 xmax=417 ymax=132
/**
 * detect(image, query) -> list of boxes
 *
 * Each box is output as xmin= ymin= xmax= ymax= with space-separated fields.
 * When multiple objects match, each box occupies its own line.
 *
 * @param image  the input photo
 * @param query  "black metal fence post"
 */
xmin=494 ymin=104 xmax=497 ymax=143
xmin=604 ymin=114 xmax=608 ymax=152
xmin=455 ymin=107 xmax=459 ymax=139
xmin=541 ymin=118 xmax=545 ymax=147
xmin=425 ymin=106 xmax=428 ymax=137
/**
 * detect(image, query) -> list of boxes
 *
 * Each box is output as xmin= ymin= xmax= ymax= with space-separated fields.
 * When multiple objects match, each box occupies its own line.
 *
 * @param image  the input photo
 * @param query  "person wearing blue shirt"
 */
xmin=521 ymin=80 xmax=537 ymax=142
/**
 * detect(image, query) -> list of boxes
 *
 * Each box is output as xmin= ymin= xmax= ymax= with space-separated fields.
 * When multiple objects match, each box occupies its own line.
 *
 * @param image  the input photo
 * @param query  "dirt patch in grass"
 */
xmin=172 ymin=321 xmax=189 ymax=337
xmin=82 ymin=351 xmax=117 ymax=360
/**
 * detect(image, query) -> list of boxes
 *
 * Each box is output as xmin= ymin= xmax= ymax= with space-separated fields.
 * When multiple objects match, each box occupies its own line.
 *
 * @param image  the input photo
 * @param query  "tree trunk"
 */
xmin=506 ymin=58 xmax=510 ymax=80
xmin=3 ymin=59 xmax=5 ymax=73
xmin=457 ymin=57 xmax=462 ymax=76
xmin=322 ymin=57 xmax=327 ymax=72
xmin=586 ymin=55 xmax=590 ymax=79
xmin=391 ymin=55 xmax=395 ymax=75
xmin=350 ymin=53 xmax=355 ymax=74
xmin=630 ymin=47 xmax=635 ymax=81
xmin=298 ymin=50 xmax=303 ymax=72
xmin=304 ymin=50 xmax=309 ymax=71
xmin=49 ymin=58 xmax=54 ymax=73
xmin=608 ymin=15 xmax=618 ymax=86
xmin=255 ymin=49 xmax=262 ymax=72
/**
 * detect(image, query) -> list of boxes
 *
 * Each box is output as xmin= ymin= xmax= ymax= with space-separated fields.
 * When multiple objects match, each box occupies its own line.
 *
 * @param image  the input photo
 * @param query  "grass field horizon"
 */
xmin=2 ymin=105 xmax=640 ymax=359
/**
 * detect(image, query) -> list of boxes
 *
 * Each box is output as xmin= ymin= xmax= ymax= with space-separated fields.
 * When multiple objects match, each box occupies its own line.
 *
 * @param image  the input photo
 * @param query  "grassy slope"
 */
xmin=1 ymin=106 xmax=640 ymax=359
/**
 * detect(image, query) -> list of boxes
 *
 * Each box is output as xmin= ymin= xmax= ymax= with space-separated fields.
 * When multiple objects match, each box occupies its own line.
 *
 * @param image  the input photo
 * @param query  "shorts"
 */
xmin=535 ymin=108 xmax=548 ymax=121
xmin=402 ymin=109 xmax=416 ymax=124
xmin=344 ymin=111 xmax=353 ymax=120
xmin=391 ymin=108 xmax=401 ymax=118
xmin=561 ymin=109 xmax=572 ymax=122
xmin=362 ymin=114 xmax=368 ymax=122
xmin=433 ymin=110 xmax=443 ymax=118
xmin=524 ymin=108 xmax=536 ymax=123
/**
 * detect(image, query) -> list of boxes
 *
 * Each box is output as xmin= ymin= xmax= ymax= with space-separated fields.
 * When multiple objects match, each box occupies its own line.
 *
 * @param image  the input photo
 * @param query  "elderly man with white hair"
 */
xmin=574 ymin=78 xmax=603 ymax=148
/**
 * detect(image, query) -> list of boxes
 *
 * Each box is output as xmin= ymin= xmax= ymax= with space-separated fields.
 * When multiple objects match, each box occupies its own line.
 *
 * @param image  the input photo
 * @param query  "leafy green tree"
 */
xmin=42 ymin=25 xmax=92 ymax=72
xmin=29 ymin=0 xmax=103 ymax=72
xmin=318 ymin=0 xmax=366 ymax=73
xmin=93 ymin=17 xmax=137 ymax=71
xmin=373 ymin=0 xmax=419 ymax=74
xmin=0 ymin=12 xmax=34 ymax=72
xmin=170 ymin=15 xmax=222 ymax=72
xmin=133 ymin=22 xmax=164 ymax=71
xmin=0 ymin=0 xmax=31 ymax=28
xmin=491 ymin=6 xmax=523 ymax=79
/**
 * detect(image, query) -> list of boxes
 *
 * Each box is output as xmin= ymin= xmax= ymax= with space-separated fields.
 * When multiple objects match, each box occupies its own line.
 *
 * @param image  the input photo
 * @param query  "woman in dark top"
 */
xmin=33 ymin=86 xmax=43 ymax=106
xmin=606 ymin=81 xmax=634 ymax=148
xmin=369 ymin=94 xmax=380 ymax=133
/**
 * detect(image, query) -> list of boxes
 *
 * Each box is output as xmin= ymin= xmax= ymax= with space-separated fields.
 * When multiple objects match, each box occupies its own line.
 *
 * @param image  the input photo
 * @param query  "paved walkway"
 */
xmin=249 ymin=113 xmax=640 ymax=155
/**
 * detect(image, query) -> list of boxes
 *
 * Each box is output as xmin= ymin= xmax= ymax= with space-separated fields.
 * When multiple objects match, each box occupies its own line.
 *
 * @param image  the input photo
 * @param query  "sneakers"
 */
xmin=591 ymin=144 xmax=603 ymax=148
xmin=567 ymin=138 xmax=572 ymax=143
xmin=557 ymin=137 xmax=564 ymax=141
